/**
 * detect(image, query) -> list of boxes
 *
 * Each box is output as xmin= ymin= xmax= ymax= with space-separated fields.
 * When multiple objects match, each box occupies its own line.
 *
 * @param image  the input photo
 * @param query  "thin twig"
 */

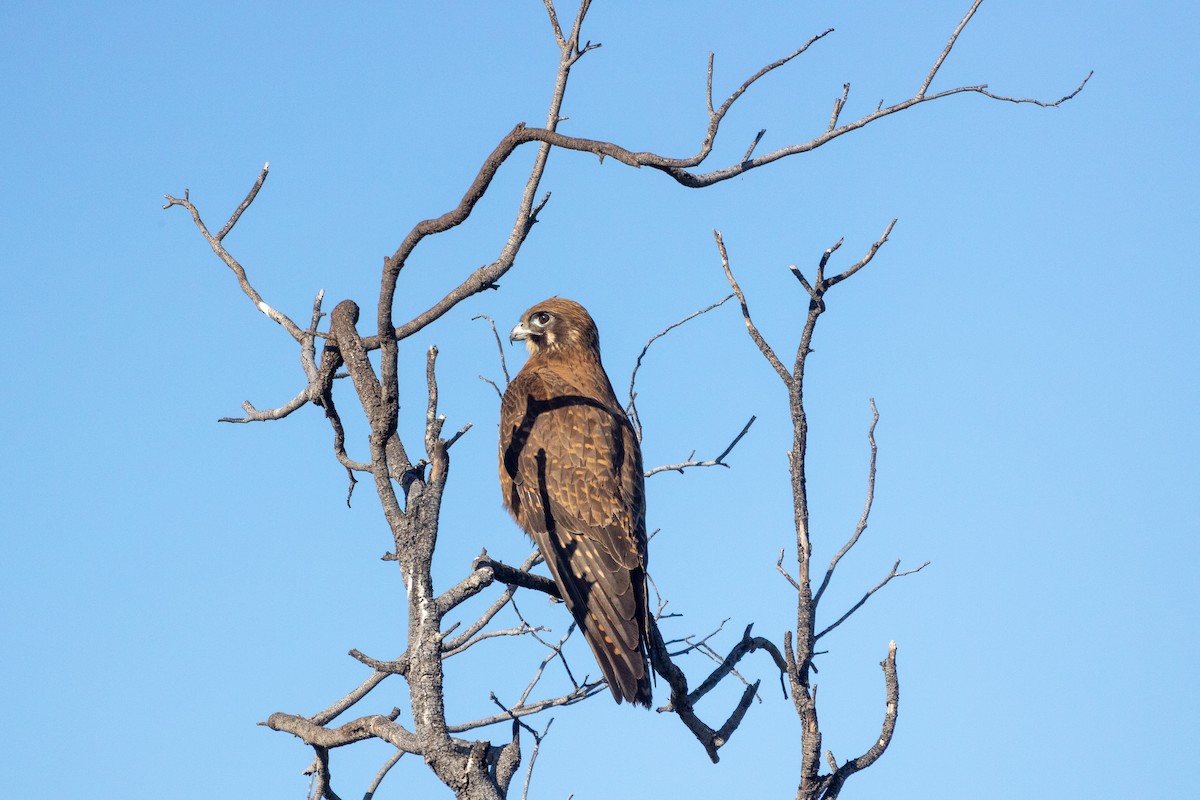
xmin=510 ymin=598 xmax=584 ymax=702
xmin=919 ymin=0 xmax=983 ymax=97
xmin=715 ymin=231 xmax=791 ymax=384
xmin=521 ymin=718 xmax=554 ymax=800
xmin=776 ymin=549 xmax=802 ymax=592
xmin=216 ymin=161 xmax=270 ymax=242
xmin=442 ymin=624 xmax=547 ymax=659
xmin=813 ymin=399 xmax=880 ymax=608
xmin=163 ymin=163 xmax=306 ymax=341
xmin=626 ymin=293 xmax=734 ymax=439
xmin=644 ymin=415 xmax=756 ymax=477
xmin=742 ymin=129 xmax=767 ymax=162
xmin=814 ymin=560 xmax=930 ymax=641
xmin=824 ymin=220 xmax=897 ymax=290
xmin=363 ymin=750 xmax=403 ymax=800
xmin=977 ymin=71 xmax=1093 ymax=107
xmin=448 ymin=682 xmax=603 ymax=733
xmin=473 ymin=314 xmax=511 ymax=386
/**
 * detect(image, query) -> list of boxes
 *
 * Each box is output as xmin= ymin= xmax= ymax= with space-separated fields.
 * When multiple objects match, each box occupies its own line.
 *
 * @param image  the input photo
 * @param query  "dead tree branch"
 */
xmin=365 ymin=750 xmax=404 ymax=800
xmin=717 ymin=224 xmax=926 ymax=798
xmin=163 ymin=164 xmax=307 ymax=342
xmin=646 ymin=617 xmax=784 ymax=764
xmin=813 ymin=399 xmax=881 ymax=608
xmin=820 ymin=642 xmax=901 ymax=799
xmin=627 ymin=294 xmax=734 ymax=439
xmin=166 ymin=1 xmax=1086 ymax=796
xmin=815 ymin=560 xmax=931 ymax=642
xmin=643 ymin=415 xmax=757 ymax=478
xmin=474 ymin=314 xmax=512 ymax=397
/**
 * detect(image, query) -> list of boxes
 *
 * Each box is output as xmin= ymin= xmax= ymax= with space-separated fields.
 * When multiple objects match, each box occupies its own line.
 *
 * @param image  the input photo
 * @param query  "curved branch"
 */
xmin=813 ymin=400 xmax=880 ymax=609
xmin=977 ymin=72 xmax=1093 ymax=107
xmin=686 ymin=624 xmax=789 ymax=706
xmin=627 ymin=293 xmax=734 ymax=439
xmin=348 ymin=649 xmax=410 ymax=675
xmin=163 ymin=164 xmax=307 ymax=342
xmin=821 ymin=642 xmax=901 ymax=798
xmin=649 ymin=619 xmax=787 ymax=763
xmin=217 ymin=391 xmax=312 ymax=424
xmin=364 ymin=750 xmax=404 ymax=800
xmin=375 ymin=0 xmax=595 ymax=351
xmin=217 ymin=321 xmax=344 ymax=428
xmin=359 ymin=4 xmax=1086 ymax=350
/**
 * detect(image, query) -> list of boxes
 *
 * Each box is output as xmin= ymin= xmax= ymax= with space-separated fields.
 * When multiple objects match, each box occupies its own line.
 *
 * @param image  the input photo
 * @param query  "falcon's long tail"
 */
xmin=570 ymin=570 xmax=652 ymax=708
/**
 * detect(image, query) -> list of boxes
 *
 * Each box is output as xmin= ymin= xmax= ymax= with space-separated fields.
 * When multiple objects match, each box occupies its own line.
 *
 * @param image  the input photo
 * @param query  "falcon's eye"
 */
xmin=531 ymin=311 xmax=552 ymax=327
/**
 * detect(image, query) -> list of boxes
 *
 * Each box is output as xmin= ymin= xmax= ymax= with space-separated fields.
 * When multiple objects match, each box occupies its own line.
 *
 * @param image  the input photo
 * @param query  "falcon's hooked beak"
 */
xmin=509 ymin=322 xmax=532 ymax=344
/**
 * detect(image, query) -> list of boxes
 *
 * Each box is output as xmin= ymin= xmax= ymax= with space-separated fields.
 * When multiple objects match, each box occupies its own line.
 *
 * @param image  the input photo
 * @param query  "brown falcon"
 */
xmin=499 ymin=298 xmax=652 ymax=707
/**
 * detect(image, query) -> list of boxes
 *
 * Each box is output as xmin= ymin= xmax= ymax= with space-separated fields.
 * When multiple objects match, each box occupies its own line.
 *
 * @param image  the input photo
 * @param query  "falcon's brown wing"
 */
xmin=500 ymin=366 xmax=651 ymax=706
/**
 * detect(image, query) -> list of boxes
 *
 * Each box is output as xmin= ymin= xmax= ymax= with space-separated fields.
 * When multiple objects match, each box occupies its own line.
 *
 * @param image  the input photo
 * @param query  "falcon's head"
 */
xmin=509 ymin=297 xmax=600 ymax=356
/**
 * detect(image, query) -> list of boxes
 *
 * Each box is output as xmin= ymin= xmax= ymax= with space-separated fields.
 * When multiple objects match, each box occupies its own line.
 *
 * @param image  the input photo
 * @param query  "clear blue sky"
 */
xmin=3 ymin=1 xmax=1196 ymax=798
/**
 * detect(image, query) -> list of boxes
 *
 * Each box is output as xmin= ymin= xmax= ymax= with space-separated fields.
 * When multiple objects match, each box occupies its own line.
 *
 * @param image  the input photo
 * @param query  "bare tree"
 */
xmin=165 ymin=2 xmax=1085 ymax=798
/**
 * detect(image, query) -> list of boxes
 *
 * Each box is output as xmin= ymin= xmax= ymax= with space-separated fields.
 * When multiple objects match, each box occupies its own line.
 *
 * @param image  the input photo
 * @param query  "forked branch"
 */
xmin=643 ymin=416 xmax=757 ymax=478
xmin=717 ymin=223 xmax=926 ymax=799
xmin=647 ymin=618 xmax=787 ymax=763
xmin=163 ymin=164 xmax=308 ymax=342
xmin=166 ymin=1 xmax=1085 ymax=796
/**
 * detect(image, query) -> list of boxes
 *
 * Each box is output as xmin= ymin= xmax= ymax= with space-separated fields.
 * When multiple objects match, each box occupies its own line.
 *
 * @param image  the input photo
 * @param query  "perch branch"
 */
xmin=441 ymin=551 xmax=542 ymax=648
xmin=470 ymin=554 xmax=562 ymax=600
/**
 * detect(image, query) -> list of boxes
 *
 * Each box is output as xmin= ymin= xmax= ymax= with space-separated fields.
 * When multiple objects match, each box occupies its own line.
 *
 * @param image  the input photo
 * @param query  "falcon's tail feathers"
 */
xmin=578 ymin=610 xmax=652 ymax=708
